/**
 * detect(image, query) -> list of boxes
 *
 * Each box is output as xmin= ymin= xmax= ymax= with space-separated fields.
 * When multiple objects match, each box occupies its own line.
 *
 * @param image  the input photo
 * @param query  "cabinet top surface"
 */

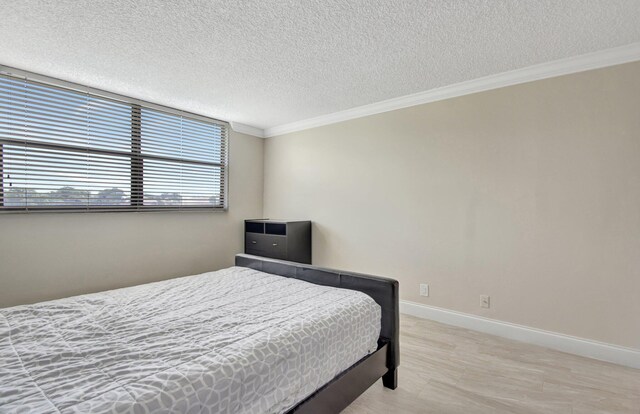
xmin=245 ymin=219 xmax=310 ymax=224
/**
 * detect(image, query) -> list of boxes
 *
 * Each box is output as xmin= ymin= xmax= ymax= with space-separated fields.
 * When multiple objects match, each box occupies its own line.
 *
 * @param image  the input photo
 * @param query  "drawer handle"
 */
xmin=272 ymin=243 xmax=278 ymax=246
xmin=251 ymin=241 xmax=257 ymax=244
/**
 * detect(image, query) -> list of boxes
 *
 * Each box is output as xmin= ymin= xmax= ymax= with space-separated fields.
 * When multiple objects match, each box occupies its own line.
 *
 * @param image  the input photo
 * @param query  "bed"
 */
xmin=0 ymin=254 xmax=399 ymax=413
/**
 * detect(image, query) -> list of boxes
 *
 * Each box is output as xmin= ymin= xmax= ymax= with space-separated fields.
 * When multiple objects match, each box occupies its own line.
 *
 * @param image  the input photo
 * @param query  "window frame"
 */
xmin=0 ymin=65 xmax=229 ymax=213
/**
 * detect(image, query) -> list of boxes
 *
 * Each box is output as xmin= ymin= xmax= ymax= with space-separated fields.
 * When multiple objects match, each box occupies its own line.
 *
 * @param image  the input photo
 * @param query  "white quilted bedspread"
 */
xmin=0 ymin=266 xmax=381 ymax=413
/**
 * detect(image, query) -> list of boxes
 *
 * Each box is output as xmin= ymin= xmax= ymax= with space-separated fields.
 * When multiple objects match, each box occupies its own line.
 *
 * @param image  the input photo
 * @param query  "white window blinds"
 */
xmin=0 ymin=69 xmax=228 ymax=212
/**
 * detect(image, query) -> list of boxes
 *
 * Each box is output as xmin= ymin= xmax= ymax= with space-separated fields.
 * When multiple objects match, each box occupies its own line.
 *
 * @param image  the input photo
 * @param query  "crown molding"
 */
xmin=263 ymin=42 xmax=640 ymax=138
xmin=230 ymin=121 xmax=265 ymax=138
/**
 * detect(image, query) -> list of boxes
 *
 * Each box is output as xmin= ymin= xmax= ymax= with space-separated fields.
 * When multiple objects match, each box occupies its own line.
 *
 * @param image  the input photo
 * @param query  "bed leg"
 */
xmin=382 ymin=368 xmax=397 ymax=390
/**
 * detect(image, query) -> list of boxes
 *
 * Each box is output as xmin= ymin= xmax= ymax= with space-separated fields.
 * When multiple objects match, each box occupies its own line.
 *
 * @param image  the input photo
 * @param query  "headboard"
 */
xmin=234 ymin=254 xmax=400 ymax=373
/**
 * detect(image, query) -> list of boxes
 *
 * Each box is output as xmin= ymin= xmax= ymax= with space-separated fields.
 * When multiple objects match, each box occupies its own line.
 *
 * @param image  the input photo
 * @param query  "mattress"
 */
xmin=0 ymin=266 xmax=381 ymax=413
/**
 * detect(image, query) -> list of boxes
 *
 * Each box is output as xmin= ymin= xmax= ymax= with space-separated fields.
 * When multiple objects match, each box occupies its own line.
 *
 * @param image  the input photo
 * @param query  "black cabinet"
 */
xmin=244 ymin=219 xmax=311 ymax=264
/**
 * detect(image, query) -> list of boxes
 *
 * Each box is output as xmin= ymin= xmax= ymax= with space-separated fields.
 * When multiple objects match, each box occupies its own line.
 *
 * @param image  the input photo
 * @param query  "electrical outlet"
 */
xmin=480 ymin=295 xmax=490 ymax=308
xmin=419 ymin=284 xmax=429 ymax=297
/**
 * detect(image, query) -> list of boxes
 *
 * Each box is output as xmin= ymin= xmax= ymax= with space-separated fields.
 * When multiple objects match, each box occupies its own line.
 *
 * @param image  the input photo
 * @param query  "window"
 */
xmin=0 ymin=68 xmax=228 ymax=212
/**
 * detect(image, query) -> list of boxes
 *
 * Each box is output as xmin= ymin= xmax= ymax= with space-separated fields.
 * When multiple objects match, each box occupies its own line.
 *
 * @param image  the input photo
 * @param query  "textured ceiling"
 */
xmin=1 ymin=0 xmax=639 ymax=132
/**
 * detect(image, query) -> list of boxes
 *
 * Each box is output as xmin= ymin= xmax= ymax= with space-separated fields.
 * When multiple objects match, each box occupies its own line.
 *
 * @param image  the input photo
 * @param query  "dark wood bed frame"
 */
xmin=235 ymin=254 xmax=399 ymax=414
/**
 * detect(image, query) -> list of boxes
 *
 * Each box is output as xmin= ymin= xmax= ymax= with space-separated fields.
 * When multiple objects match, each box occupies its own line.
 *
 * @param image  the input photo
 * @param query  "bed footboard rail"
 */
xmin=235 ymin=254 xmax=399 ymax=389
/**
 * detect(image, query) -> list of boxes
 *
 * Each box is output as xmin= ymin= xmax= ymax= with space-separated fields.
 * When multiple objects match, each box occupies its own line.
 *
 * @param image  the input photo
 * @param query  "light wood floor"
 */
xmin=343 ymin=315 xmax=640 ymax=414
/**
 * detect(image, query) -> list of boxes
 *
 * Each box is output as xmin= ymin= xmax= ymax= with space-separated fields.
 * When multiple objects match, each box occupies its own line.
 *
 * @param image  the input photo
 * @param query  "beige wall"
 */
xmin=1 ymin=62 xmax=638 ymax=350
xmin=264 ymin=62 xmax=640 ymax=349
xmin=0 ymin=131 xmax=264 ymax=307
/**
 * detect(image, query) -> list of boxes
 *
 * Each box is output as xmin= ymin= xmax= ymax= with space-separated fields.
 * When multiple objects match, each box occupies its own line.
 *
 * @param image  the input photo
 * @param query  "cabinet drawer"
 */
xmin=245 ymin=233 xmax=287 ymax=260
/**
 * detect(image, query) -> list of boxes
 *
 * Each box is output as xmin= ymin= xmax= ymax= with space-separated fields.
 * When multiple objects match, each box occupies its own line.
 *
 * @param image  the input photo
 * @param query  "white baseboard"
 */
xmin=400 ymin=300 xmax=640 ymax=369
